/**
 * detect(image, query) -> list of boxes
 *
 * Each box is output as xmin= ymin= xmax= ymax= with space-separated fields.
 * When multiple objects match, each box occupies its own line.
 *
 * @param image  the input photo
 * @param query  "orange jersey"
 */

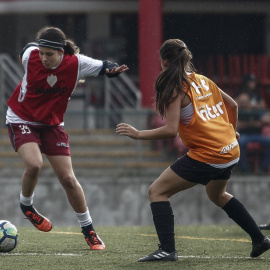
xmin=178 ymin=73 xmax=240 ymax=164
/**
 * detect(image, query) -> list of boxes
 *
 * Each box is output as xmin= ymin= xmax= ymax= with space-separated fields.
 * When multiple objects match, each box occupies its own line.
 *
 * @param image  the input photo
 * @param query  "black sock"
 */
xmin=151 ymin=201 xmax=175 ymax=252
xmin=222 ymin=197 xmax=265 ymax=243
xmin=20 ymin=202 xmax=33 ymax=213
xmin=81 ymin=223 xmax=94 ymax=233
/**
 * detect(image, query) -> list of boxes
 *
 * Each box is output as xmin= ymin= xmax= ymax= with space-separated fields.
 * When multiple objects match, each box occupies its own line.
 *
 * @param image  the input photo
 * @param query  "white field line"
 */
xmin=0 ymin=253 xmax=83 ymax=256
xmin=178 ymin=255 xmax=269 ymax=260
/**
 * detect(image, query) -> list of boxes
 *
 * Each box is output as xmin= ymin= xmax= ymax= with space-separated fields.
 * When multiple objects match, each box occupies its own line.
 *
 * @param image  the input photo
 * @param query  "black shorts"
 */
xmin=170 ymin=154 xmax=237 ymax=186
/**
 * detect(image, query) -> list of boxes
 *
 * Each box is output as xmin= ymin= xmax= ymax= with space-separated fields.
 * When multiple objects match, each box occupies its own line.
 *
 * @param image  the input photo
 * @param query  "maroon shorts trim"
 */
xmin=6 ymin=123 xmax=70 ymax=156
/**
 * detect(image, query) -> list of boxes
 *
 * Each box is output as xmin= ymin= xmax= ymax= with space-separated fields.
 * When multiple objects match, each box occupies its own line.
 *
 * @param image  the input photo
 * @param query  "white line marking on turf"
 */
xmin=178 ymin=255 xmax=269 ymax=260
xmin=0 ymin=253 xmax=83 ymax=256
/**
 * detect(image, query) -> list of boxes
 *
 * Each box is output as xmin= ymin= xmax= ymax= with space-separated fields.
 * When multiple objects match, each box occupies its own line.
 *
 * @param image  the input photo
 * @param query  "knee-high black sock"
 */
xmin=222 ymin=197 xmax=265 ymax=243
xmin=150 ymin=201 xmax=175 ymax=252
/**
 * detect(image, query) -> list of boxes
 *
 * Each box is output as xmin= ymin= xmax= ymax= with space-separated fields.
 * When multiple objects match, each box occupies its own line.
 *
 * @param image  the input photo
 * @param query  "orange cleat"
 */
xmin=20 ymin=203 xmax=52 ymax=232
xmin=83 ymin=230 xmax=105 ymax=250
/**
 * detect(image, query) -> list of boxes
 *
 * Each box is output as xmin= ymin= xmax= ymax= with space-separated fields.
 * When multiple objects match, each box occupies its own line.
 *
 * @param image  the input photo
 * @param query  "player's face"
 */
xmin=39 ymin=47 xmax=64 ymax=69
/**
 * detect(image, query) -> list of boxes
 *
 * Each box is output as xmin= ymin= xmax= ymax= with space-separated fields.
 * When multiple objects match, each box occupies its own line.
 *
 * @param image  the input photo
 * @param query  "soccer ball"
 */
xmin=0 ymin=220 xmax=18 ymax=252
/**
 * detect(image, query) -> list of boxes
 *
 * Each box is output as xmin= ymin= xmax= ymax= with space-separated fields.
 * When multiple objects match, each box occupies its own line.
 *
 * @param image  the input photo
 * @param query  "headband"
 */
xmin=38 ymin=39 xmax=65 ymax=50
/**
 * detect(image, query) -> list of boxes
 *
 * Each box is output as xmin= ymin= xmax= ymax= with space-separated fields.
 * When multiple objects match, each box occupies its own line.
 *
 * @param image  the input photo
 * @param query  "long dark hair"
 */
xmin=36 ymin=26 xmax=79 ymax=55
xmin=155 ymin=39 xmax=195 ymax=117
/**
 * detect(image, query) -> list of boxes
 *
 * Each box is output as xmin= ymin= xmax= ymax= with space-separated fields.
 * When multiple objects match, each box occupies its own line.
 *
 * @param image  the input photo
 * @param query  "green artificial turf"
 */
xmin=0 ymin=225 xmax=269 ymax=270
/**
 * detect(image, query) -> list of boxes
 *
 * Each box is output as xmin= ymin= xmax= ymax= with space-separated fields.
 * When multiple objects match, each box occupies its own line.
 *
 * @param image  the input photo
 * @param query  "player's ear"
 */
xmin=59 ymin=49 xmax=64 ymax=56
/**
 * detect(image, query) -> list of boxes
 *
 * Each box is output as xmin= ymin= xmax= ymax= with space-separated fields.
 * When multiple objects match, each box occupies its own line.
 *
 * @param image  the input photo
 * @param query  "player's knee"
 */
xmin=208 ymin=193 xmax=225 ymax=207
xmin=60 ymin=174 xmax=77 ymax=190
xmin=25 ymin=161 xmax=42 ymax=177
xmin=148 ymin=185 xmax=154 ymax=200
xmin=148 ymin=184 xmax=159 ymax=201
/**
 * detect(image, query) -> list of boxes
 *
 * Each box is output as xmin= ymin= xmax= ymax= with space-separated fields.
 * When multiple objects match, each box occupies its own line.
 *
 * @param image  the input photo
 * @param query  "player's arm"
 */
xmin=220 ymin=89 xmax=238 ymax=130
xmin=116 ymin=91 xmax=181 ymax=140
xmin=98 ymin=60 xmax=128 ymax=78
xmin=78 ymin=55 xmax=128 ymax=79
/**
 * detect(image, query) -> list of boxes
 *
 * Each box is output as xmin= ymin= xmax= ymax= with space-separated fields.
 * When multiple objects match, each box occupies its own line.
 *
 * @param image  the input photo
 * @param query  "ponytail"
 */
xmin=64 ymin=39 xmax=80 ymax=55
xmin=155 ymin=39 xmax=195 ymax=117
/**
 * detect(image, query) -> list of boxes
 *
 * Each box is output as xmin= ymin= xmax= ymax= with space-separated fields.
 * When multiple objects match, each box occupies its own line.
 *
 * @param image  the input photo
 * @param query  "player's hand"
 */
xmin=106 ymin=64 xmax=129 ymax=75
xmin=116 ymin=123 xmax=139 ymax=139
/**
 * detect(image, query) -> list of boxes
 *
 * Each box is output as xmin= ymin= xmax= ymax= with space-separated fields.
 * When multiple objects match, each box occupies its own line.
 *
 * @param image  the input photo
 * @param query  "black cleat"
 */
xmin=20 ymin=203 xmax=52 ymax=232
xmin=82 ymin=230 xmax=106 ymax=250
xmin=138 ymin=245 xmax=178 ymax=262
xmin=250 ymin=236 xmax=270 ymax=257
xmin=259 ymin=223 xmax=270 ymax=230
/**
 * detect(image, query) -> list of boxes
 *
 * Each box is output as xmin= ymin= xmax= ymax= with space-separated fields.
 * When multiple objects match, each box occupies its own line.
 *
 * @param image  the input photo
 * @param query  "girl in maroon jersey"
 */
xmin=6 ymin=26 xmax=128 ymax=250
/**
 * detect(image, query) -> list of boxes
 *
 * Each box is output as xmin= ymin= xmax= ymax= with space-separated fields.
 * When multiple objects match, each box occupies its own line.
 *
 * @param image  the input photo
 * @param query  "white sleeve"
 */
xmin=21 ymin=47 xmax=38 ymax=71
xmin=77 ymin=54 xmax=103 ymax=79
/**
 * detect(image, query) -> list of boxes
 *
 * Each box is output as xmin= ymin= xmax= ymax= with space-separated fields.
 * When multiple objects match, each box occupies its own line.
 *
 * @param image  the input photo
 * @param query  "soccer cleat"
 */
xmin=83 ymin=230 xmax=106 ymax=250
xmin=20 ymin=203 xmax=52 ymax=232
xmin=259 ymin=223 xmax=270 ymax=230
xmin=138 ymin=245 xmax=178 ymax=262
xmin=250 ymin=236 xmax=270 ymax=257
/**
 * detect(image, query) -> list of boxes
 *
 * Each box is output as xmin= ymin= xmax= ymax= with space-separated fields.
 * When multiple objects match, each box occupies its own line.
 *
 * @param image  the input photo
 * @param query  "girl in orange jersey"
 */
xmin=116 ymin=39 xmax=270 ymax=262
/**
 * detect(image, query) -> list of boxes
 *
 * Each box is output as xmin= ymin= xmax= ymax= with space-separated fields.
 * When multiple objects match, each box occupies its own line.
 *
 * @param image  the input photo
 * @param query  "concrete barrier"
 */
xmin=1 ymin=174 xmax=270 ymax=228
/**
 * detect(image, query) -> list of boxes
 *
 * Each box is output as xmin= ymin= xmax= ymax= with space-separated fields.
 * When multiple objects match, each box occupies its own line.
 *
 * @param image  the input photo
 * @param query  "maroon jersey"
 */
xmin=7 ymin=49 xmax=79 ymax=125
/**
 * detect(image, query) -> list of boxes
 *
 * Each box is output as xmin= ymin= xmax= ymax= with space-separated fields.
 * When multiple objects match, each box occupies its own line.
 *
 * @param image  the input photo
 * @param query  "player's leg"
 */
xmin=6 ymin=123 xmax=52 ymax=232
xmin=18 ymin=142 xmax=43 ymax=197
xmin=46 ymin=155 xmax=86 ymax=212
xmin=7 ymin=124 xmax=43 ymax=197
xmin=149 ymin=166 xmax=197 ymax=202
xmin=17 ymin=143 xmax=52 ymax=232
xmin=206 ymin=179 xmax=270 ymax=257
xmin=138 ymin=167 xmax=196 ymax=262
xmin=46 ymin=155 xmax=105 ymax=250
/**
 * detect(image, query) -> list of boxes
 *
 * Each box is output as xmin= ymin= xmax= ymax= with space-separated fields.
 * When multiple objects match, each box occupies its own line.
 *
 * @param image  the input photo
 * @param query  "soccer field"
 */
xmin=0 ymin=225 xmax=269 ymax=270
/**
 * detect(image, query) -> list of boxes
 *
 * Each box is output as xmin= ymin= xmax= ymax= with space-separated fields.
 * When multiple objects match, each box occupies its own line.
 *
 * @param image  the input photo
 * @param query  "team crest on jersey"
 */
xmin=47 ymin=74 xmax=57 ymax=87
xmin=56 ymin=142 xmax=69 ymax=148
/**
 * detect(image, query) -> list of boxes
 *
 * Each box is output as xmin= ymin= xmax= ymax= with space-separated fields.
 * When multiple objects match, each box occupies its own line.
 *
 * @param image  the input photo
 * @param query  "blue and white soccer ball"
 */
xmin=0 ymin=220 xmax=18 ymax=252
